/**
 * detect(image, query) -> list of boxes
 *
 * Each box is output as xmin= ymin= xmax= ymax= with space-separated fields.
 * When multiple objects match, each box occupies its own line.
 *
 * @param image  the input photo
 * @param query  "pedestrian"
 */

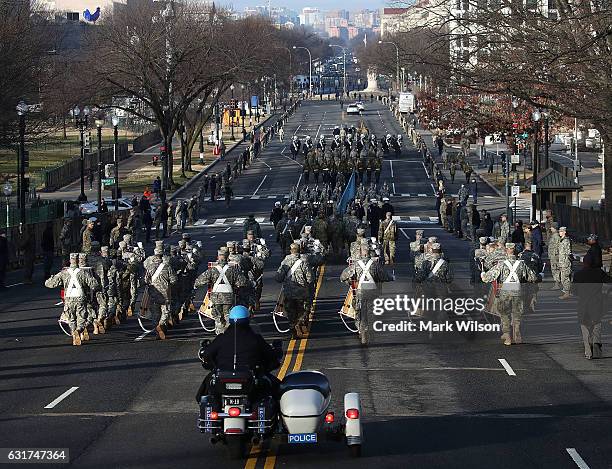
xmin=572 ymin=256 xmax=611 ymax=359
xmin=153 ymin=176 xmax=161 ymax=199
xmin=584 ymin=234 xmax=603 ymax=269
xmin=470 ymin=178 xmax=478 ymax=205
xmin=203 ymin=174 xmax=210 ymax=196
xmin=557 ymin=226 xmax=573 ymax=299
xmin=210 ymin=174 xmax=217 ymax=201
xmin=20 ymin=225 xmax=35 ymax=284
xmin=488 ymin=154 xmax=494 ymax=174
xmin=279 ymin=126 xmax=284 ymax=142
xmin=449 ymin=162 xmax=456 ymax=183
xmin=42 ymin=221 xmax=55 ymax=280
xmin=224 ymin=183 xmax=233 ymax=208
xmin=530 ymin=221 xmax=544 ymax=257
xmin=143 ymin=208 xmax=153 ymax=243
xmin=0 ymin=230 xmax=8 ymax=288
xmin=88 ymin=168 xmax=94 ymax=190
xmin=511 ymin=220 xmax=525 ymax=251
xmin=465 ymin=165 xmax=473 ymax=183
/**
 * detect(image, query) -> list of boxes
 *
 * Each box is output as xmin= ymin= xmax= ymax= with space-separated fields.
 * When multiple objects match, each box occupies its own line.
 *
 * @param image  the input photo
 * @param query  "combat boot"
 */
xmin=512 ymin=323 xmax=523 ymax=344
xmin=72 ymin=331 xmax=82 ymax=346
xmin=558 ymin=292 xmax=572 ymax=300
xmin=82 ymin=328 xmax=90 ymax=341
xmin=97 ymin=320 xmax=106 ymax=334
xmin=114 ymin=313 xmax=121 ymax=325
xmin=127 ymin=305 xmax=133 ymax=317
xmin=93 ymin=321 xmax=99 ymax=335
xmin=500 ymin=332 xmax=512 ymax=346
xmin=156 ymin=324 xmax=167 ymax=340
xmin=104 ymin=318 xmax=112 ymax=330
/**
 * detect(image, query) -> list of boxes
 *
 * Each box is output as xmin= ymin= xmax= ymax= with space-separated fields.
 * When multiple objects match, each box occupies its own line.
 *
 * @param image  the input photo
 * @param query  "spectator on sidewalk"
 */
xmin=153 ymin=177 xmax=161 ymax=199
xmin=470 ymin=178 xmax=478 ymax=205
xmin=278 ymin=126 xmax=284 ymax=142
xmin=449 ymin=162 xmax=456 ymax=183
xmin=465 ymin=165 xmax=473 ymax=183
xmin=0 ymin=230 xmax=8 ymax=288
xmin=573 ymin=256 xmax=611 ymax=359
xmin=99 ymin=199 xmax=108 ymax=213
xmin=143 ymin=187 xmax=152 ymax=201
xmin=210 ymin=174 xmax=218 ymax=201
xmin=143 ymin=208 xmax=153 ymax=243
xmin=487 ymin=154 xmax=494 ymax=173
xmin=167 ymin=202 xmax=175 ymax=234
xmin=584 ymin=234 xmax=603 ymax=269
xmin=511 ymin=220 xmax=525 ymax=252
xmin=435 ymin=135 xmax=444 ymax=157
xmin=220 ymin=140 xmax=226 ymax=159
xmin=42 ymin=222 xmax=55 ymax=280
xmin=203 ymin=174 xmax=210 ymax=196
xmin=530 ymin=221 xmax=544 ymax=257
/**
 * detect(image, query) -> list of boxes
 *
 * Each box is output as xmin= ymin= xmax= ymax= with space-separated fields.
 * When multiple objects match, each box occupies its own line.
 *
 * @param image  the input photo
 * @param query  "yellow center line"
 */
xmin=262 ymin=265 xmax=326 ymax=468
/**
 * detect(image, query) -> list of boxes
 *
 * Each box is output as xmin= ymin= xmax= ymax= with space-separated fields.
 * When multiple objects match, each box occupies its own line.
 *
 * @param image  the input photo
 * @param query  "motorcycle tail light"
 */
xmin=346 ymin=408 xmax=359 ymax=419
xmin=325 ymin=412 xmax=335 ymax=423
xmin=228 ymin=407 xmax=241 ymax=417
xmin=209 ymin=411 xmax=219 ymax=420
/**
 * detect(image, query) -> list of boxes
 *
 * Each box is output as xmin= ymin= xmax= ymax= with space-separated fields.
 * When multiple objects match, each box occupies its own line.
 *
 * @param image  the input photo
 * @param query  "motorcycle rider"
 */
xmin=196 ymin=305 xmax=281 ymax=403
xmin=290 ymin=136 xmax=301 ymax=160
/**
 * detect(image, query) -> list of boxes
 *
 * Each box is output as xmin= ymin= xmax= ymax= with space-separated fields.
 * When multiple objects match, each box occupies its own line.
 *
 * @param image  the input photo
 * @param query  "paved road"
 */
xmin=0 ymin=100 xmax=610 ymax=469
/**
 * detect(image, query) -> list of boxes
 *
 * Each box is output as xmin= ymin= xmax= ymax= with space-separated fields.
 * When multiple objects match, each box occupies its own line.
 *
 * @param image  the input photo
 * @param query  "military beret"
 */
xmin=505 ymin=243 xmax=516 ymax=249
xmin=431 ymin=243 xmax=441 ymax=251
xmin=416 ymin=230 xmax=424 ymax=235
xmin=559 ymin=226 xmax=567 ymax=232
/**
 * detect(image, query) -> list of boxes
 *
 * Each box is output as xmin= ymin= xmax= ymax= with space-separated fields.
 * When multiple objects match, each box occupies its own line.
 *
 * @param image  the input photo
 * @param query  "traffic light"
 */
xmin=105 ymin=164 xmax=114 ymax=178
xmin=230 ymin=98 xmax=237 ymax=109
xmin=84 ymin=132 xmax=91 ymax=150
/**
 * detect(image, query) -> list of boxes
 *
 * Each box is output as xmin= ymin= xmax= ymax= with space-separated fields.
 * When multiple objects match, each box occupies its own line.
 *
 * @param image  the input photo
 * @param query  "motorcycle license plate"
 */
xmin=288 ymin=433 xmax=318 ymax=444
xmin=224 ymin=397 xmax=243 ymax=406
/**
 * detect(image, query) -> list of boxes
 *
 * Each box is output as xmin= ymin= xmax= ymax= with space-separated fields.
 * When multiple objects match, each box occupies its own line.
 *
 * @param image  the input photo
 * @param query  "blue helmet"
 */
xmin=228 ymin=305 xmax=249 ymax=322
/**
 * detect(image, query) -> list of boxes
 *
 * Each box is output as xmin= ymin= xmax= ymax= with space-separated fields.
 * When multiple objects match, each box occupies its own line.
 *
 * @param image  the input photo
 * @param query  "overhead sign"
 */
xmin=398 ymin=92 xmax=415 ymax=113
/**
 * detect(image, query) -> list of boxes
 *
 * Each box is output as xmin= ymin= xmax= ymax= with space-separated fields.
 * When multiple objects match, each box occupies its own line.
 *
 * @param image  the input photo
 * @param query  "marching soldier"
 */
xmin=109 ymin=218 xmax=125 ymax=251
xmin=557 ymin=226 xmax=573 ymax=299
xmin=143 ymin=242 xmax=178 ymax=339
xmin=414 ymin=243 xmax=453 ymax=322
xmin=340 ymin=243 xmax=392 ymax=344
xmin=275 ymin=243 xmax=314 ymax=338
xmin=547 ymin=222 xmax=561 ymax=290
xmin=312 ymin=212 xmax=329 ymax=249
xmin=409 ymin=230 xmax=424 ymax=273
xmin=59 ymin=218 xmax=73 ymax=266
xmin=195 ymin=250 xmax=247 ymax=334
xmin=519 ymin=241 xmax=543 ymax=313
xmin=481 ymin=243 xmax=538 ymax=345
xmin=45 ymin=253 xmax=100 ymax=345
xmin=87 ymin=242 xmax=112 ymax=335
xmin=243 ymin=214 xmax=262 ymax=239
xmin=82 ymin=218 xmax=96 ymax=254
xmin=378 ymin=211 xmax=397 ymax=265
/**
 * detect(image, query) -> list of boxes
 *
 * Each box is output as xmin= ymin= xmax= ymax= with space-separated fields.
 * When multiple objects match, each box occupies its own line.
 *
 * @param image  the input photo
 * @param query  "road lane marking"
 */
xmin=252 ymin=175 xmax=267 ymax=197
xmin=280 ymin=146 xmax=286 ymax=155
xmin=54 ymin=301 xmax=64 ymax=306
xmin=566 ymin=448 xmax=591 ymax=469
xmin=498 ymin=358 xmax=516 ymax=376
xmin=392 ymin=182 xmax=396 ymax=195
xmin=214 ymin=218 xmax=225 ymax=224
xmin=44 ymin=387 xmax=79 ymax=409
xmin=422 ymin=161 xmax=430 ymax=178
xmin=135 ymin=331 xmax=152 ymax=341
xmin=223 ymin=227 xmax=231 ymax=232
xmin=296 ymin=172 xmax=303 ymax=187
xmin=399 ymin=228 xmax=411 ymax=240
xmin=389 ymin=160 xmax=394 ymax=178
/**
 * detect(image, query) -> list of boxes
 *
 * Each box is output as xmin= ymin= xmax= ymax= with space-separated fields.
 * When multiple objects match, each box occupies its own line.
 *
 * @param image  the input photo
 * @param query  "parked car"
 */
xmin=79 ymin=197 xmax=133 ymax=215
xmin=346 ymin=104 xmax=360 ymax=115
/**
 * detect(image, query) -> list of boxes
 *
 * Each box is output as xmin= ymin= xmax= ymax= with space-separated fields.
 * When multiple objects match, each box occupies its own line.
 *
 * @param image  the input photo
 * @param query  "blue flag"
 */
xmin=337 ymin=172 xmax=356 ymax=214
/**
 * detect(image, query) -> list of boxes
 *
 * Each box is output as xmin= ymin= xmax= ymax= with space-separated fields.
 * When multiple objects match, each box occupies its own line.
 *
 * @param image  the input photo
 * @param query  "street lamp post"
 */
xmin=329 ymin=44 xmax=347 ymax=98
xmin=508 ymin=96 xmax=520 ymax=225
xmin=3 ymin=182 xmax=12 ymax=229
xmin=293 ymin=46 xmax=312 ymax=97
xmin=95 ymin=119 xmax=104 ymax=210
xmin=240 ymin=84 xmax=246 ymax=136
xmin=112 ymin=116 xmax=120 ymax=210
xmin=74 ymin=106 xmax=90 ymax=202
xmin=531 ymin=109 xmax=541 ymax=221
xmin=230 ymin=84 xmax=235 ymax=141
xmin=379 ymin=40 xmax=400 ymax=94
xmin=16 ymin=101 xmax=27 ymax=225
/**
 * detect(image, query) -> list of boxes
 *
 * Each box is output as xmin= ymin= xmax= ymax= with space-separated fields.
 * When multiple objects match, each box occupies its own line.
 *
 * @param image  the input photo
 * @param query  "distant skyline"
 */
xmin=221 ymin=0 xmax=388 ymax=12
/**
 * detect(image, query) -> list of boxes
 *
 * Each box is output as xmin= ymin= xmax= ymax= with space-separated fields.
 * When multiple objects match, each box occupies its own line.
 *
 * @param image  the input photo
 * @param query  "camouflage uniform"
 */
xmin=275 ymin=249 xmax=314 ymax=332
xmin=328 ymin=215 xmax=344 ymax=257
xmin=109 ymin=219 xmax=125 ymax=251
xmin=378 ymin=215 xmax=397 ymax=264
xmin=311 ymin=215 xmax=329 ymax=248
xmin=481 ymin=247 xmax=537 ymax=344
xmin=558 ymin=231 xmax=572 ymax=295
xmin=547 ymin=227 xmax=561 ymax=289
xmin=87 ymin=245 xmax=113 ymax=333
xmin=415 ymin=249 xmax=453 ymax=321
xmin=143 ymin=250 xmax=178 ymax=338
xmin=195 ymin=255 xmax=247 ymax=334
xmin=45 ymin=253 xmax=100 ymax=344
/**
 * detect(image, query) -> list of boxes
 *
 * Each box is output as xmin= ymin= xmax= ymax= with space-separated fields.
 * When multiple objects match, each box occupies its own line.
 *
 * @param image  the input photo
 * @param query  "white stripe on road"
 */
xmin=418 ymin=193 xmax=427 ymax=197
xmin=422 ymin=161 xmax=430 ymax=178
xmin=6 ymin=282 xmax=25 ymax=288
xmin=389 ymin=160 xmax=394 ymax=178
xmin=498 ymin=358 xmax=516 ymax=376
xmin=566 ymin=448 xmax=591 ymax=469
xmin=135 ymin=331 xmax=151 ymax=342
xmin=252 ymin=175 xmax=267 ymax=197
xmin=409 ymin=216 xmax=420 ymax=221
xmin=280 ymin=146 xmax=286 ymax=155
xmin=214 ymin=219 xmax=225 ymax=224
xmin=44 ymin=387 xmax=79 ymax=409
xmin=234 ymin=217 xmax=245 ymax=224
xmin=55 ymin=301 xmax=64 ymax=306
xmin=296 ymin=172 xmax=303 ymax=187
xmin=255 ymin=217 xmax=265 ymax=223
xmin=399 ymin=228 xmax=411 ymax=241
xmin=392 ymin=182 xmax=396 ymax=195
xmin=224 ymin=227 xmax=231 ymax=232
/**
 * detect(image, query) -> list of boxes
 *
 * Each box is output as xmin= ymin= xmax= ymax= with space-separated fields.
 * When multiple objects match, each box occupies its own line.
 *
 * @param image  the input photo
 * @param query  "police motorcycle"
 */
xmin=197 ymin=337 xmax=363 ymax=459
xmin=394 ymin=134 xmax=403 ymax=156
xmin=381 ymin=134 xmax=391 ymax=154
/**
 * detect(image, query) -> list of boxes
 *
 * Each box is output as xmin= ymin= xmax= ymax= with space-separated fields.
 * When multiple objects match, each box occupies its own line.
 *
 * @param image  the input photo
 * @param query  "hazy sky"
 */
xmin=221 ymin=0 xmax=388 ymax=12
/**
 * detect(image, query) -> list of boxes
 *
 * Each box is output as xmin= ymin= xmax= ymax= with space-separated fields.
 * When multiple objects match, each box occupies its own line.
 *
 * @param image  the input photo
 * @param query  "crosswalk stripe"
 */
xmin=214 ymin=218 xmax=225 ymax=224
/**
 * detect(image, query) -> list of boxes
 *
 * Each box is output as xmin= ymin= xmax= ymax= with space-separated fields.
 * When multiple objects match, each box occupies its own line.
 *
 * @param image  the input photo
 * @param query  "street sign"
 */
xmin=531 ymin=184 xmax=537 ymax=194
xmin=573 ymin=160 xmax=581 ymax=172
xmin=511 ymin=185 xmax=520 ymax=197
xmin=398 ymin=92 xmax=415 ymax=113
xmin=101 ymin=178 xmax=115 ymax=185
xmin=511 ymin=154 xmax=520 ymax=164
